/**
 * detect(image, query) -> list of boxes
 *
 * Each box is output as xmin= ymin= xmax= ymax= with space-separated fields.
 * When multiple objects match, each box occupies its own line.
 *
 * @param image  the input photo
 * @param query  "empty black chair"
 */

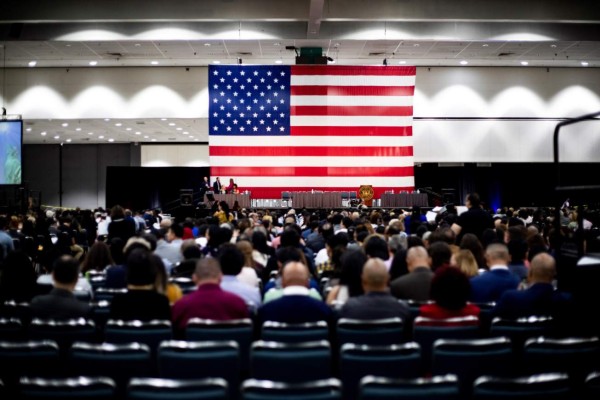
xmin=490 ymin=316 xmax=554 ymax=353
xmin=88 ymin=301 xmax=111 ymax=331
xmin=472 ymin=373 xmax=571 ymax=400
xmin=359 ymin=374 xmax=460 ymax=400
xmin=69 ymin=342 xmax=153 ymax=395
xmin=261 ymin=320 xmax=329 ymax=343
xmin=523 ymin=336 xmax=600 ymax=390
xmin=28 ymin=318 xmax=97 ymax=355
xmin=337 ymin=317 xmax=404 ymax=346
xmin=127 ymin=377 xmax=229 ymax=400
xmin=0 ymin=340 xmax=60 ymax=392
xmin=250 ymin=340 xmax=331 ymax=383
xmin=242 ymin=378 xmax=342 ymax=400
xmin=157 ymin=340 xmax=240 ymax=398
xmin=340 ymin=342 xmax=421 ymax=400
xmin=585 ymin=371 xmax=600 ymax=400
xmin=470 ymin=302 xmax=496 ymax=334
xmin=432 ymin=337 xmax=514 ymax=397
xmin=88 ymin=275 xmax=107 ymax=292
xmin=185 ymin=318 xmax=253 ymax=371
xmin=0 ymin=300 xmax=32 ymax=326
xmin=413 ymin=315 xmax=480 ymax=372
xmin=18 ymin=376 xmax=116 ymax=399
xmin=0 ymin=317 xmax=23 ymax=340
xmin=104 ymin=319 xmax=172 ymax=355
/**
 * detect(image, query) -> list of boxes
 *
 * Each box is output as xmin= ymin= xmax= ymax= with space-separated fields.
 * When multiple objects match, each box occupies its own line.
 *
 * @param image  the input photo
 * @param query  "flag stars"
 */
xmin=213 ymin=84 xmax=218 ymax=89
xmin=226 ymin=126 xmax=232 ymax=131
xmin=226 ymin=113 xmax=231 ymax=117
xmin=273 ymin=120 xmax=278 ymax=125
xmin=239 ymin=99 xmax=245 ymax=104
xmin=220 ymin=78 xmax=225 ymax=82
xmin=280 ymin=99 xmax=285 ymax=104
xmin=253 ymin=99 xmax=258 ymax=104
xmin=260 ymin=92 xmax=265 ymax=97
xmin=240 ymin=84 xmax=245 ymax=90
xmin=280 ymin=126 xmax=285 ymax=132
xmin=260 ymin=78 xmax=265 ymax=83
xmin=240 ymin=127 xmax=245 ymax=132
xmin=267 ymin=71 xmax=272 ymax=76
xmin=280 ymin=71 xmax=286 ymax=76
xmin=213 ymin=99 xmax=218 ymax=103
xmin=273 ymin=106 xmax=278 ymax=111
xmin=240 ymin=71 xmax=246 ymax=76
xmin=220 ymin=91 xmax=225 ymax=96
xmin=274 ymin=92 xmax=278 ymax=97
xmin=233 ymin=105 xmax=238 ymax=110
xmin=226 ymin=85 xmax=232 ymax=89
xmin=219 ymin=119 xmax=225 ymax=124
xmin=260 ymin=106 xmax=265 ymax=110
xmin=266 ymin=99 xmax=272 ymax=104
xmin=254 ymin=85 xmax=258 ymax=90
xmin=226 ymin=70 xmax=232 ymax=75
xmin=226 ymin=99 xmax=232 ymax=103
xmin=280 ymin=85 xmax=285 ymax=90
xmin=267 ymin=85 xmax=272 ymax=90
xmin=274 ymin=78 xmax=279 ymax=83
xmin=259 ymin=120 xmax=265 ymax=125
xmin=213 ymin=112 xmax=218 ymax=117
xmin=246 ymin=106 xmax=251 ymax=111
xmin=213 ymin=126 xmax=219 ymax=131
xmin=253 ymin=71 xmax=259 ymax=76
xmin=220 ymin=105 xmax=225 ymax=110
xmin=233 ymin=119 xmax=238 ymax=125
xmin=253 ymin=113 xmax=258 ymax=118
xmin=253 ymin=126 xmax=258 ymax=132
xmin=266 ymin=113 xmax=271 ymax=118
xmin=247 ymin=92 xmax=252 ymax=97
xmin=233 ymin=78 xmax=238 ymax=82
xmin=246 ymin=120 xmax=252 ymax=125
xmin=239 ymin=113 xmax=245 ymax=118
xmin=247 ymin=78 xmax=252 ymax=83
xmin=213 ymin=70 xmax=219 ymax=75
xmin=233 ymin=92 xmax=238 ymax=97
xmin=266 ymin=126 xmax=272 ymax=132
xmin=280 ymin=113 xmax=285 ymax=118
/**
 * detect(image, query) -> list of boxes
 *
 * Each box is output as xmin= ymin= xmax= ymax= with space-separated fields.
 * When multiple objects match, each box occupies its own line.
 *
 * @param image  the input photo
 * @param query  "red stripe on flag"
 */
xmin=290 ymin=126 xmax=412 ymax=136
xmin=210 ymin=146 xmax=413 ymax=157
xmin=291 ymin=65 xmax=416 ymax=76
xmin=211 ymin=166 xmax=414 ymax=177
xmin=230 ymin=187 xmax=416 ymax=200
xmin=291 ymin=105 xmax=413 ymax=116
xmin=290 ymin=85 xmax=414 ymax=96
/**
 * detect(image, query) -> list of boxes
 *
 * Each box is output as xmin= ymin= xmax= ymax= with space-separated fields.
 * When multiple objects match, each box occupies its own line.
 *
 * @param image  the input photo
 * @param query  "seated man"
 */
xmin=172 ymin=258 xmax=249 ymax=335
xmin=390 ymin=246 xmax=433 ymax=301
xmin=30 ymin=255 xmax=91 ymax=320
xmin=493 ymin=252 xmax=572 ymax=320
xmin=218 ymin=243 xmax=261 ymax=311
xmin=470 ymin=243 xmax=520 ymax=303
xmin=339 ymin=258 xmax=410 ymax=321
xmin=257 ymin=261 xmax=333 ymax=325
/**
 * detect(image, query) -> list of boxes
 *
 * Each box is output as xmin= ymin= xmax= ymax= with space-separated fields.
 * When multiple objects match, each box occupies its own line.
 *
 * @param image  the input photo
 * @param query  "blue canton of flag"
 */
xmin=209 ymin=65 xmax=291 ymax=136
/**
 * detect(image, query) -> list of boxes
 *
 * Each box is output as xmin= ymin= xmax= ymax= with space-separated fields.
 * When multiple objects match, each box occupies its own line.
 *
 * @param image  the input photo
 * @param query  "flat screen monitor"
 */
xmin=0 ymin=120 xmax=22 ymax=185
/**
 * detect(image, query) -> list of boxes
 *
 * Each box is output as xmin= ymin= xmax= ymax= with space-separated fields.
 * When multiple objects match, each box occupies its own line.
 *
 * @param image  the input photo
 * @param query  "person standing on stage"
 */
xmin=200 ymin=176 xmax=210 ymax=197
xmin=213 ymin=177 xmax=223 ymax=194
xmin=225 ymin=178 xmax=235 ymax=194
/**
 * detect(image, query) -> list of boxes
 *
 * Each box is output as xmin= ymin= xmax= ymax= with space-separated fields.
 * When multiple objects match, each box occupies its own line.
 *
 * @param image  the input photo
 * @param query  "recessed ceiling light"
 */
xmin=169 ymin=123 xmax=176 ymax=126
xmin=126 ymin=127 xmax=132 ymax=131
xmin=62 ymin=123 xmax=68 ymax=127
xmin=54 ymin=135 xmax=60 ymax=139
xmin=104 ymin=118 xmax=110 ymax=121
xmin=151 ymin=139 xmax=157 ymax=142
xmin=108 ymin=138 xmax=114 ymax=142
xmin=194 ymin=139 xmax=199 ymax=142
xmin=213 ymin=60 xmax=221 ymax=64
xmin=65 ymin=44 xmax=71 ymax=47
xmin=150 ymin=61 xmax=159 ymax=65
xmin=521 ymin=61 xmax=529 ymax=66
xmin=413 ymin=44 xmax=420 ymax=47
xmin=482 ymin=44 xmax=489 ymax=47
xmin=144 ymin=136 xmax=149 ymax=139
xmin=161 ymin=118 xmax=167 ymax=121
xmin=66 ymin=139 xmax=72 ymax=143
xmin=41 ymin=131 xmax=47 ymax=136
xmin=176 ymin=127 xmax=182 ymax=131
xmin=581 ymin=61 xmax=589 ymax=66
xmin=89 ymin=61 xmax=97 ymax=66
xmin=98 ymin=135 xmax=104 ymax=139
xmin=460 ymin=60 xmax=468 ymax=65
xmin=135 ymin=131 xmax=141 ymax=135
xmin=274 ymin=42 xmax=281 ymax=46
xmin=76 ymin=127 xmax=81 ymax=131
xmin=28 ymin=61 xmax=37 ymax=67
xmin=88 ymin=132 xmax=93 ymax=135
xmin=26 ymin=128 xmax=32 ymax=132
xmin=398 ymin=60 xmax=406 ymax=64
xmin=134 ymin=43 xmax=141 ymax=47
xmin=550 ymin=44 xmax=557 ymax=48
xmin=115 ymin=123 xmax=122 ymax=127
xmin=183 ymin=131 xmax=189 ymax=135
xmin=275 ymin=60 xmax=283 ymax=64
xmin=204 ymin=43 xmax=211 ymax=47
xmin=189 ymin=136 xmax=194 ymax=139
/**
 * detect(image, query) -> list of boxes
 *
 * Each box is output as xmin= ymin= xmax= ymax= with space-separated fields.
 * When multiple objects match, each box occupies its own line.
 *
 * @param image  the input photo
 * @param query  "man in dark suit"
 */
xmin=340 ymin=258 xmax=410 ymax=320
xmin=257 ymin=261 xmax=333 ymax=325
xmin=451 ymin=192 xmax=494 ymax=242
xmin=493 ymin=252 xmax=572 ymax=319
xmin=199 ymin=176 xmax=211 ymax=198
xmin=30 ymin=255 xmax=91 ymax=319
xmin=470 ymin=243 xmax=520 ymax=303
xmin=390 ymin=246 xmax=433 ymax=301
xmin=213 ymin=177 xmax=223 ymax=194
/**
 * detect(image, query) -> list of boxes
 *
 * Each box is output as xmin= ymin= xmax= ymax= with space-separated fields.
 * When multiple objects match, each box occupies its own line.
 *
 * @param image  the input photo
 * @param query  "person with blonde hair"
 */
xmin=452 ymin=249 xmax=479 ymax=278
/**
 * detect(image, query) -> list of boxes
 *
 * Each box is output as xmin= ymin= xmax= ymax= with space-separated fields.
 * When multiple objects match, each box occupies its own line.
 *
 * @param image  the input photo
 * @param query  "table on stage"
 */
xmin=290 ymin=192 xmax=343 ymax=208
xmin=380 ymin=193 xmax=428 ymax=208
xmin=206 ymin=194 xmax=251 ymax=208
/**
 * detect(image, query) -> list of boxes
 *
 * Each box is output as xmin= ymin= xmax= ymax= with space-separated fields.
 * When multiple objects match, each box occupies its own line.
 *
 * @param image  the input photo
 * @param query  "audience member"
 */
xmin=451 ymin=249 xmax=480 ymax=278
xmin=470 ymin=243 xmax=520 ymax=303
xmin=80 ymin=241 xmax=114 ymax=274
xmin=339 ymin=258 xmax=410 ymax=320
xmin=218 ymin=243 xmax=261 ymax=310
xmin=235 ymin=240 xmax=260 ymax=288
xmin=171 ymin=258 xmax=249 ymax=335
xmin=30 ymin=255 xmax=91 ymax=319
xmin=390 ymin=246 xmax=433 ymax=301
xmin=419 ymin=266 xmax=480 ymax=319
xmin=451 ymin=193 xmax=494 ymax=241
xmin=109 ymin=248 xmax=171 ymax=321
xmin=326 ymin=248 xmax=367 ymax=306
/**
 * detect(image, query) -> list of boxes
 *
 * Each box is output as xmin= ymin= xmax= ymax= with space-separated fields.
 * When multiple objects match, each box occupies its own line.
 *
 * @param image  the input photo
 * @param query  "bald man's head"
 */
xmin=485 ymin=243 xmax=510 ymax=266
xmin=529 ymin=252 xmax=556 ymax=284
xmin=362 ymin=258 xmax=389 ymax=292
xmin=281 ymin=261 xmax=310 ymax=288
xmin=406 ymin=246 xmax=430 ymax=272
xmin=193 ymin=257 xmax=222 ymax=286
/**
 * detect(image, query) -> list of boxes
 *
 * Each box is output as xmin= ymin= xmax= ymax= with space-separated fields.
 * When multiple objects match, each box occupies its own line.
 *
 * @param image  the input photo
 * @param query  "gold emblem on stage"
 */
xmin=358 ymin=185 xmax=374 ymax=206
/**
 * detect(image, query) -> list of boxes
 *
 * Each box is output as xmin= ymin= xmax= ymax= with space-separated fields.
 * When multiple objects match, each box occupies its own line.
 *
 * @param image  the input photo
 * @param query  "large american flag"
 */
xmin=208 ymin=65 xmax=415 ymax=199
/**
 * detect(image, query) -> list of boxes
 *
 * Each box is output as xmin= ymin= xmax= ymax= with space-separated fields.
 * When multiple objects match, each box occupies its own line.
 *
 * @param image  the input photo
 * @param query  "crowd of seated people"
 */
xmin=0 ymin=195 xmax=599 ymax=398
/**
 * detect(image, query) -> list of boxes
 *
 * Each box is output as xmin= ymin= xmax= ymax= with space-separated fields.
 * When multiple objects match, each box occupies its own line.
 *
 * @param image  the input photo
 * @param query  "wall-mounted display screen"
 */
xmin=0 ymin=120 xmax=23 ymax=185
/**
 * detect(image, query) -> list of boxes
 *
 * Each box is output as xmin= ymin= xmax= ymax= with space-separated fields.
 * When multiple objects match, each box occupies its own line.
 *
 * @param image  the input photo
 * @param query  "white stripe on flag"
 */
xmin=219 ymin=176 xmax=415 ymax=187
xmin=291 ymin=75 xmax=416 ymax=86
xmin=210 ymin=156 xmax=415 ymax=168
xmin=209 ymin=136 xmax=414 ymax=147
xmin=290 ymin=115 xmax=412 ymax=127
xmin=290 ymin=95 xmax=413 ymax=107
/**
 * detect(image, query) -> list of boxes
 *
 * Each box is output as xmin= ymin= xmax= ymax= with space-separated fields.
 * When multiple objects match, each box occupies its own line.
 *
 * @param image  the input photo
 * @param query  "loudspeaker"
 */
xmin=180 ymin=189 xmax=193 ymax=206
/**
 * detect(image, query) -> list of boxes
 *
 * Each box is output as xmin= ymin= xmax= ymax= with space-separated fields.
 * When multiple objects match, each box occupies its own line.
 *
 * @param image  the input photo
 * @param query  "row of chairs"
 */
xmin=4 ymin=372 xmax=600 ymax=400
xmin=2 ymin=335 xmax=599 ymax=398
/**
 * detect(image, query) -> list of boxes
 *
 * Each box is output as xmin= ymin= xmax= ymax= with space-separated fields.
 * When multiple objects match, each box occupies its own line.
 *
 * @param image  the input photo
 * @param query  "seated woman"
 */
xmin=225 ymin=178 xmax=235 ymax=194
xmin=419 ymin=266 xmax=480 ymax=319
xmin=232 ymin=183 xmax=240 ymax=194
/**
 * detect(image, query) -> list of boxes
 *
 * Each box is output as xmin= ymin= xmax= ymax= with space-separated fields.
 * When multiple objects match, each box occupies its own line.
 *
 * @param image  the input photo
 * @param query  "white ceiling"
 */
xmin=1 ymin=0 xmax=600 ymax=144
